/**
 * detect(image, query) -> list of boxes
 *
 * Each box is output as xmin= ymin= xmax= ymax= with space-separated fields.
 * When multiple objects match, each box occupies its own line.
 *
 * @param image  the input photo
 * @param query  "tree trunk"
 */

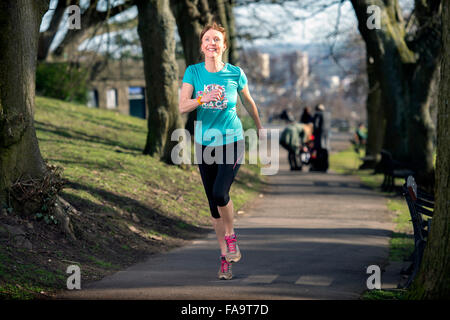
xmin=171 ymin=0 xmax=211 ymax=66
xmin=171 ymin=0 xmax=212 ymax=135
xmin=350 ymin=0 xmax=440 ymax=188
xmin=0 ymin=0 xmax=49 ymax=205
xmin=408 ymin=0 xmax=450 ymax=299
xmin=0 ymin=0 xmax=76 ymax=239
xmin=405 ymin=0 xmax=441 ymax=188
xmin=137 ymin=0 xmax=184 ymax=164
xmin=362 ymin=55 xmax=385 ymax=169
xmin=224 ymin=0 xmax=239 ymax=65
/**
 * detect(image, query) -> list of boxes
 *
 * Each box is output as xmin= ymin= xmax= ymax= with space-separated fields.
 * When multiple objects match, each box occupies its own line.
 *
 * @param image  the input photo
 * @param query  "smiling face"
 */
xmin=201 ymin=28 xmax=227 ymax=59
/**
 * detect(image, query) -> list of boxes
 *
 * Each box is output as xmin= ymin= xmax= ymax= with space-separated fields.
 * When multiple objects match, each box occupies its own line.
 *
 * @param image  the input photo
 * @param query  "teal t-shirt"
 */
xmin=182 ymin=62 xmax=247 ymax=146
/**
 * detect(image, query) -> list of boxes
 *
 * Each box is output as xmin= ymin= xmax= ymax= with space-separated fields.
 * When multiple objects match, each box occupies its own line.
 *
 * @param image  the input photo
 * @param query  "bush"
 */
xmin=36 ymin=62 xmax=89 ymax=104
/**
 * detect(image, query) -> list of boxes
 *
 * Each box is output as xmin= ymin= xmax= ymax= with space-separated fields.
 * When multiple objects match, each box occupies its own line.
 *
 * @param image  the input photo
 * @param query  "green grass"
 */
xmin=330 ymin=147 xmax=406 ymax=193
xmin=0 ymin=96 xmax=266 ymax=299
xmin=86 ymin=256 xmax=118 ymax=269
xmin=361 ymin=289 xmax=408 ymax=300
xmin=386 ymin=199 xmax=415 ymax=261
xmin=0 ymin=283 xmax=51 ymax=300
xmin=0 ymin=246 xmax=66 ymax=299
xmin=388 ymin=199 xmax=412 ymax=232
xmin=329 ymin=148 xmax=385 ymax=189
xmin=329 ymin=148 xmax=362 ymax=175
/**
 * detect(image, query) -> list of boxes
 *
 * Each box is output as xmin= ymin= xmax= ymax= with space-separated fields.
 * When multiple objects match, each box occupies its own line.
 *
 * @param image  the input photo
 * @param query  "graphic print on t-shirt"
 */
xmin=197 ymin=84 xmax=228 ymax=110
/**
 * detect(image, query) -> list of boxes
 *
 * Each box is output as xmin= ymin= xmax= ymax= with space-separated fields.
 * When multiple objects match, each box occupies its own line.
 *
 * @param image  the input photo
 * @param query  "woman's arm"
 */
xmin=179 ymin=83 xmax=199 ymax=114
xmin=179 ymin=82 xmax=222 ymax=114
xmin=238 ymin=84 xmax=264 ymax=133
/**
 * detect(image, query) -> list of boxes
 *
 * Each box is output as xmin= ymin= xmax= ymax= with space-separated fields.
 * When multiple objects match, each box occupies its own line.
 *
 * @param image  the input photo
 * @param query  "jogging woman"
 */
xmin=179 ymin=23 xmax=263 ymax=280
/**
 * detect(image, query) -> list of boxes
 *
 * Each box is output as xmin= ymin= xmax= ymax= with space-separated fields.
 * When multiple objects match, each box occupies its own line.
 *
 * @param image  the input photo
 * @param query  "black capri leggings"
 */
xmin=196 ymin=139 xmax=245 ymax=219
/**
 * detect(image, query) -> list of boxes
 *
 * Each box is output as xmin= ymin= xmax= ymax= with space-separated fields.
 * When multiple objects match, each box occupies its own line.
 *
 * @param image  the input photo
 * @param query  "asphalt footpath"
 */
xmin=58 ymin=131 xmax=402 ymax=300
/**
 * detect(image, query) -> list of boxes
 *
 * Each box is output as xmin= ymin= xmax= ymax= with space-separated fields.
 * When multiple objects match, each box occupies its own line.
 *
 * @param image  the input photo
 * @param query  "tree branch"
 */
xmin=52 ymin=0 xmax=135 ymax=58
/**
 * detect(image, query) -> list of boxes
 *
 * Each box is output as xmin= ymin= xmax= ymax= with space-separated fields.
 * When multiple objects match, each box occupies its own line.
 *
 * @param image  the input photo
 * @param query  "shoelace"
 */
xmin=225 ymin=235 xmax=237 ymax=253
xmin=221 ymin=257 xmax=231 ymax=272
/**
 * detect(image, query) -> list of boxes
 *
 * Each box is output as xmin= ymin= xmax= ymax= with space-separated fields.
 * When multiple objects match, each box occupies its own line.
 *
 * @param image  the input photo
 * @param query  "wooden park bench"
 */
xmin=399 ymin=175 xmax=434 ymax=288
xmin=377 ymin=150 xmax=415 ymax=192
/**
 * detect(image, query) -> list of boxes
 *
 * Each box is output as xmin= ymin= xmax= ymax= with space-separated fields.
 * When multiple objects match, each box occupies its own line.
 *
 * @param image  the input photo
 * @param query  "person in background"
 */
xmin=312 ymin=104 xmax=330 ymax=151
xmin=354 ymin=122 xmax=367 ymax=151
xmin=300 ymin=106 xmax=313 ymax=124
xmin=280 ymin=121 xmax=313 ymax=171
xmin=279 ymin=108 xmax=295 ymax=122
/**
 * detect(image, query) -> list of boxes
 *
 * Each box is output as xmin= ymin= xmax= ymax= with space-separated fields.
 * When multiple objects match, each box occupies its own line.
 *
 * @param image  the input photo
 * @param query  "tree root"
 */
xmin=53 ymin=196 xmax=77 ymax=241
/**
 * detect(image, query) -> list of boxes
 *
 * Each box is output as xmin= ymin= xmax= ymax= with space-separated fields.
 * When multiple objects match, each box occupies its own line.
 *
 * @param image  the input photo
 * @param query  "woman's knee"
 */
xmin=212 ymin=187 xmax=230 ymax=207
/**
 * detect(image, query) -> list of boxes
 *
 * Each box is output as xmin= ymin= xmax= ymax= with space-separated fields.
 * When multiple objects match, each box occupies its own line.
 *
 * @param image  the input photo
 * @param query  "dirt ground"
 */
xmin=0 ymin=196 xmax=210 ymax=299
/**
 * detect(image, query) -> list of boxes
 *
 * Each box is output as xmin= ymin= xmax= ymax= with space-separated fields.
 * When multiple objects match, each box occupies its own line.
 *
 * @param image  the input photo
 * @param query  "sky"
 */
xmin=234 ymin=1 xmax=357 ymax=48
xmin=235 ymin=0 xmax=413 ymax=49
xmin=40 ymin=0 xmax=415 ymax=55
xmin=40 ymin=0 xmax=357 ymax=53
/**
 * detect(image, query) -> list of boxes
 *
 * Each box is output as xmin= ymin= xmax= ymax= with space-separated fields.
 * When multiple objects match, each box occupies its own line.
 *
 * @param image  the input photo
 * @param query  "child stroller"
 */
xmin=308 ymin=135 xmax=329 ymax=172
xmin=298 ymin=141 xmax=312 ymax=167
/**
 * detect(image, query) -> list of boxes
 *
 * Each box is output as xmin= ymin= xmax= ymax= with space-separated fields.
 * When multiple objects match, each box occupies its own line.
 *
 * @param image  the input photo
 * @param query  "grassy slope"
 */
xmin=0 ymin=96 xmax=265 ymax=299
xmin=329 ymin=148 xmax=414 ymax=300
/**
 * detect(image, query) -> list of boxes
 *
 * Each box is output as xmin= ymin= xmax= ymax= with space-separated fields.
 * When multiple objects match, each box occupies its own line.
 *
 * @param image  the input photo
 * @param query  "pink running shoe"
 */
xmin=218 ymin=255 xmax=232 ymax=280
xmin=225 ymin=234 xmax=241 ymax=263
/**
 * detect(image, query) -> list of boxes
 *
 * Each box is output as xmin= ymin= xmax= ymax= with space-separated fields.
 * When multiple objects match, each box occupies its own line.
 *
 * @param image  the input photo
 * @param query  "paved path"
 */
xmin=59 ymin=134 xmax=396 ymax=300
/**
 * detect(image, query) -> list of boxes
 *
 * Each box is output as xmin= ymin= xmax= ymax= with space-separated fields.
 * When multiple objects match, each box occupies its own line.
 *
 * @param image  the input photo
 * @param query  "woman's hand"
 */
xmin=179 ymin=83 xmax=223 ymax=114
xmin=257 ymin=126 xmax=267 ymax=139
xmin=201 ymin=89 xmax=222 ymax=103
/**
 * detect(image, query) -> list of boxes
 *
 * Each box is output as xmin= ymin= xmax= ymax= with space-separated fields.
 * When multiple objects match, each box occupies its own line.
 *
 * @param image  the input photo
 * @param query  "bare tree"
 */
xmin=363 ymin=55 xmax=385 ymax=167
xmin=1 ymin=0 xmax=48 ymax=204
xmin=38 ymin=0 xmax=77 ymax=61
xmin=0 ymin=0 xmax=75 ymax=239
xmin=171 ymin=0 xmax=212 ymax=66
xmin=350 ymin=0 xmax=441 ymax=188
xmin=136 ymin=0 xmax=184 ymax=164
xmin=38 ymin=0 xmax=135 ymax=61
xmin=408 ymin=0 xmax=449 ymax=299
xmin=224 ymin=0 xmax=239 ymax=65
xmin=235 ymin=1 xmax=440 ymax=185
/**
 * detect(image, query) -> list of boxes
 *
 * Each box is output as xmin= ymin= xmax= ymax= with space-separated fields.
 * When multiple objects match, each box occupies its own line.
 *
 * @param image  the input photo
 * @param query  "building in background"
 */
xmin=85 ymin=58 xmax=186 ymax=120
xmin=241 ymin=49 xmax=310 ymax=120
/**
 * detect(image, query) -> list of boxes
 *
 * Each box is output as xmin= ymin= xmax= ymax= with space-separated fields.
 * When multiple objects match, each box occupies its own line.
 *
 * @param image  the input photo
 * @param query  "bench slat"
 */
xmin=415 ymin=205 xmax=434 ymax=217
xmin=400 ymin=176 xmax=434 ymax=289
xmin=416 ymin=198 xmax=434 ymax=209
